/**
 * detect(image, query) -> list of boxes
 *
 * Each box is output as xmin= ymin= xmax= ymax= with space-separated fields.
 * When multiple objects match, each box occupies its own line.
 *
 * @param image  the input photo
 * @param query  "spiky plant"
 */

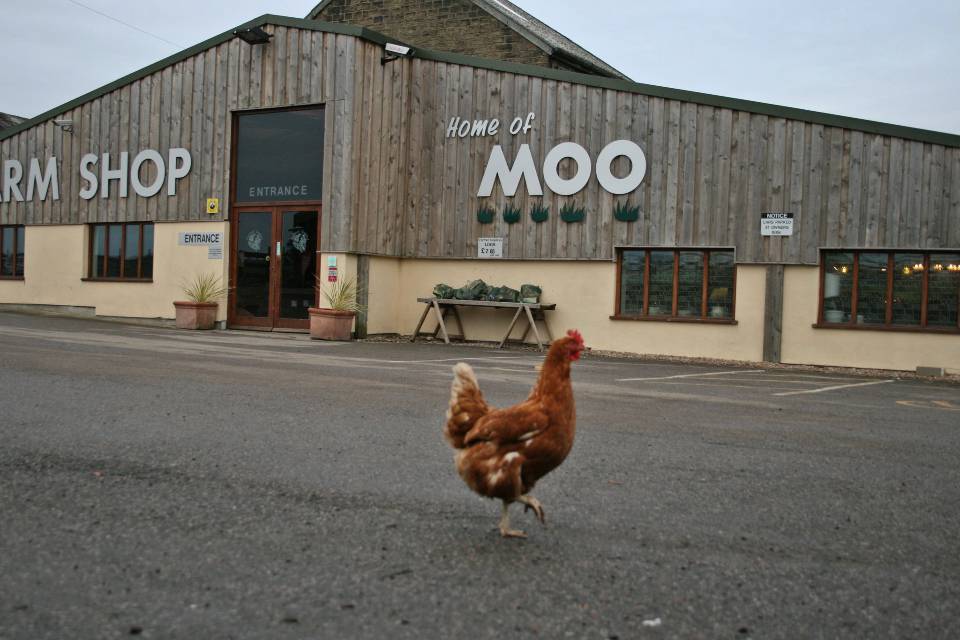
xmin=181 ymin=272 xmax=229 ymax=303
xmin=317 ymin=276 xmax=366 ymax=313
xmin=559 ymin=202 xmax=585 ymax=223
xmin=530 ymin=201 xmax=549 ymax=223
xmin=503 ymin=204 xmax=522 ymax=224
xmin=477 ymin=205 xmax=496 ymax=224
xmin=613 ymin=201 xmax=640 ymax=222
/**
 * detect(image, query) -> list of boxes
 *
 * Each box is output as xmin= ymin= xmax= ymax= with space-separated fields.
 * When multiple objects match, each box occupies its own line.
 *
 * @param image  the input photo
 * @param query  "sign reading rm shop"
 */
xmin=1 ymin=148 xmax=191 ymax=203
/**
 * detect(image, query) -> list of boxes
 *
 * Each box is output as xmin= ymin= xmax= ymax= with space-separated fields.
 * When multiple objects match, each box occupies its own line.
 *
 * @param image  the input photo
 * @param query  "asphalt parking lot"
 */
xmin=1 ymin=311 xmax=958 ymax=639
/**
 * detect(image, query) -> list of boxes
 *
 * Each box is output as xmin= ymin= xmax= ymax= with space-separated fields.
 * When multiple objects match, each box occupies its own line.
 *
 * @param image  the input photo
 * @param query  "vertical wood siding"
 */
xmin=0 ymin=26 xmax=360 ymax=253
xmin=379 ymin=55 xmax=959 ymax=263
xmin=2 ymin=29 xmax=958 ymax=264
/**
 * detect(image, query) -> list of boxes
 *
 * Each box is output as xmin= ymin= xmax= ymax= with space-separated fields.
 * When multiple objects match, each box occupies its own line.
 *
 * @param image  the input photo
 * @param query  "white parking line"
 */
xmin=773 ymin=379 xmax=894 ymax=396
xmin=617 ymin=369 xmax=765 ymax=382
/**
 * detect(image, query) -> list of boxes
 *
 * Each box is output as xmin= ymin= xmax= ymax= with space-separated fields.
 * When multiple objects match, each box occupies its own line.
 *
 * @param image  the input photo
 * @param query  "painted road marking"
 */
xmin=617 ymin=369 xmax=764 ymax=382
xmin=773 ymin=379 xmax=893 ymax=396
xmin=896 ymin=399 xmax=960 ymax=411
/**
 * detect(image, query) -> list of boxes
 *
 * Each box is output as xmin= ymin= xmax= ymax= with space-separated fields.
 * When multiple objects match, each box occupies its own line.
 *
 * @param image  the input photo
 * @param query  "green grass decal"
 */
xmin=613 ymin=201 xmax=640 ymax=222
xmin=560 ymin=202 xmax=585 ymax=223
xmin=503 ymin=204 xmax=522 ymax=224
xmin=530 ymin=201 xmax=549 ymax=223
xmin=477 ymin=205 xmax=495 ymax=224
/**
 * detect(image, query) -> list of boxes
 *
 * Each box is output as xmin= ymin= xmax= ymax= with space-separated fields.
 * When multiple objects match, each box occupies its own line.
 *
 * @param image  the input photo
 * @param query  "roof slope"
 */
xmin=471 ymin=0 xmax=629 ymax=80
xmin=0 ymin=15 xmax=956 ymax=147
xmin=0 ymin=113 xmax=25 ymax=131
xmin=305 ymin=0 xmax=630 ymax=80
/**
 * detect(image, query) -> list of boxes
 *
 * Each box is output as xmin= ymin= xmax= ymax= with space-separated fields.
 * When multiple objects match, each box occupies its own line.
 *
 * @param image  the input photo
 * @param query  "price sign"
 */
xmin=478 ymin=237 xmax=503 ymax=259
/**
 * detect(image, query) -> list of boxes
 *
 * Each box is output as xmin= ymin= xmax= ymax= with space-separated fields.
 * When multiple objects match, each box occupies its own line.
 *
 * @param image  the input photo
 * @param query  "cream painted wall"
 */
xmin=368 ymin=256 xmax=401 ymax=335
xmin=0 ymin=222 xmax=229 ymax=320
xmin=781 ymin=266 xmax=960 ymax=374
xmin=363 ymin=258 xmax=766 ymax=362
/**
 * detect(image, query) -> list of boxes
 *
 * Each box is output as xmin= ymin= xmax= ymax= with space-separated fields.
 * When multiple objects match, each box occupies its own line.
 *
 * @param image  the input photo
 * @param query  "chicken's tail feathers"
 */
xmin=445 ymin=362 xmax=490 ymax=449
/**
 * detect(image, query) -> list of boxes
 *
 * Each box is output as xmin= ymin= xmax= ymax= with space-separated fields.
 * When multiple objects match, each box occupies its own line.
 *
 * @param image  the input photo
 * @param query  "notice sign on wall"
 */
xmin=478 ymin=237 xmax=503 ymax=258
xmin=178 ymin=231 xmax=223 ymax=259
xmin=760 ymin=212 xmax=794 ymax=236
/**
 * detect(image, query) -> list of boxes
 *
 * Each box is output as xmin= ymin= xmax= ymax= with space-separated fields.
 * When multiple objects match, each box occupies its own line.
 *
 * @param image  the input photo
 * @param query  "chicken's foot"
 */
xmin=498 ymin=501 xmax=527 ymax=538
xmin=518 ymin=495 xmax=546 ymax=526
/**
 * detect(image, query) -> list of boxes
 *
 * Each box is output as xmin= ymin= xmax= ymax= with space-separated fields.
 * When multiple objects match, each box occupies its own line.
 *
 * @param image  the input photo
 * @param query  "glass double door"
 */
xmin=230 ymin=207 xmax=320 ymax=330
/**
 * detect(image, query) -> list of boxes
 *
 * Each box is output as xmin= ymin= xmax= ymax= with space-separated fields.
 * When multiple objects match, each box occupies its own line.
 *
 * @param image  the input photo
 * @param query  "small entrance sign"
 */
xmin=178 ymin=231 xmax=223 ymax=259
xmin=760 ymin=212 xmax=794 ymax=236
xmin=178 ymin=231 xmax=223 ymax=246
xmin=478 ymin=237 xmax=503 ymax=258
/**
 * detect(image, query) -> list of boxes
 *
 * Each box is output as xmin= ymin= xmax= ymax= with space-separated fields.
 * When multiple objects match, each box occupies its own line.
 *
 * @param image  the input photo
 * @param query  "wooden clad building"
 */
xmin=1 ymin=15 xmax=958 ymax=372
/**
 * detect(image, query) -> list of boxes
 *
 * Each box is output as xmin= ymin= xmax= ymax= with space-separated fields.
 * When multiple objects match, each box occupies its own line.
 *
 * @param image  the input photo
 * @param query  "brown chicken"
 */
xmin=444 ymin=329 xmax=585 ymax=537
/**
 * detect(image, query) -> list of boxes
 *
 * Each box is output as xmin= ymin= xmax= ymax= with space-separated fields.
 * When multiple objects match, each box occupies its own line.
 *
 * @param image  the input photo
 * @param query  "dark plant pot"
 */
xmin=308 ymin=307 xmax=356 ymax=340
xmin=173 ymin=301 xmax=218 ymax=330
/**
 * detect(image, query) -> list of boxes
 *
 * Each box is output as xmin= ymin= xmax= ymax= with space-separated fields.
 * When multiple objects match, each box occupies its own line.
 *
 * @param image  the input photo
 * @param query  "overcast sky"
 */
xmin=4 ymin=0 xmax=958 ymax=134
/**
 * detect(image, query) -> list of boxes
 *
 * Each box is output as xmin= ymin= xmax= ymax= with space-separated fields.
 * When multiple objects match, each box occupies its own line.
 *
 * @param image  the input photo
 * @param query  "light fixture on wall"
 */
xmin=234 ymin=26 xmax=272 ymax=45
xmin=382 ymin=42 xmax=413 ymax=64
xmin=54 ymin=119 xmax=74 ymax=133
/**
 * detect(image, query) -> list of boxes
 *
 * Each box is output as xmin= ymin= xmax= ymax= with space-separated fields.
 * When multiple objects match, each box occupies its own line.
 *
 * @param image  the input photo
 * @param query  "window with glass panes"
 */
xmin=820 ymin=250 xmax=960 ymax=330
xmin=617 ymin=249 xmax=735 ymax=320
xmin=88 ymin=223 xmax=154 ymax=280
xmin=0 ymin=225 xmax=25 ymax=278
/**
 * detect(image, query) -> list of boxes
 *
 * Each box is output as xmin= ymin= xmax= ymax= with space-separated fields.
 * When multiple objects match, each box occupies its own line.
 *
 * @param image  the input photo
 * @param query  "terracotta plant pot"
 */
xmin=173 ymin=301 xmax=219 ymax=330
xmin=308 ymin=307 xmax=356 ymax=340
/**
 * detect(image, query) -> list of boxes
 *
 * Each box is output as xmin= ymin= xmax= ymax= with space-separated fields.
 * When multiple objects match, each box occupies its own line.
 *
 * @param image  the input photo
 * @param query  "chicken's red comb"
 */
xmin=566 ymin=329 xmax=583 ymax=344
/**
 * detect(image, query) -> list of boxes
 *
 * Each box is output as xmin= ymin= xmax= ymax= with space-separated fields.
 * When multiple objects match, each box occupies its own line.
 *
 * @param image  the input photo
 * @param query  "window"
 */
xmin=0 ymin=225 xmax=25 ymax=278
xmin=616 ymin=248 xmax=736 ymax=320
xmin=88 ymin=223 xmax=154 ymax=280
xmin=234 ymin=106 xmax=325 ymax=203
xmin=821 ymin=250 xmax=960 ymax=331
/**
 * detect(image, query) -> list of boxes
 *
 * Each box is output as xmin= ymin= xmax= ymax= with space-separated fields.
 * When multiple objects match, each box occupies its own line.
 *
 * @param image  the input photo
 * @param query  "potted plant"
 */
xmin=174 ymin=272 xmax=228 ymax=330
xmin=309 ymin=276 xmax=365 ymax=340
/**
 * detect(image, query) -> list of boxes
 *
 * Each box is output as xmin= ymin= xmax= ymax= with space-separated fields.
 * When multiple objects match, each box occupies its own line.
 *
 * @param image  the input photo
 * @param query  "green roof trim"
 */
xmin=2 ymin=15 xmax=958 ymax=147
xmin=0 ymin=15 xmax=391 ymax=143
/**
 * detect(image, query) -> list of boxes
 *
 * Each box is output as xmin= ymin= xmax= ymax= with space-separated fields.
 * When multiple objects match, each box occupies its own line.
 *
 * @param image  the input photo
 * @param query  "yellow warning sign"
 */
xmin=206 ymin=198 xmax=220 ymax=215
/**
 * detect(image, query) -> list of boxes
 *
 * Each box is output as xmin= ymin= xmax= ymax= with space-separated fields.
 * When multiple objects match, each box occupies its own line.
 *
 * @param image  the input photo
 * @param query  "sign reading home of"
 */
xmin=760 ymin=212 xmax=794 ymax=236
xmin=445 ymin=111 xmax=647 ymax=198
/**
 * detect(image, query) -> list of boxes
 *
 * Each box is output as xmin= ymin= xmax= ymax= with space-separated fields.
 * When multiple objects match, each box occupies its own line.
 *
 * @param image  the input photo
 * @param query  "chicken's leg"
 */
xmin=518 ymin=495 xmax=546 ymax=526
xmin=498 ymin=501 xmax=527 ymax=538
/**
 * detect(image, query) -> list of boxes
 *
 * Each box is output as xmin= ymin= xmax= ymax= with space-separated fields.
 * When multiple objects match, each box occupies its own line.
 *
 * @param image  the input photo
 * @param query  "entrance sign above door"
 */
xmin=234 ymin=107 xmax=325 ymax=203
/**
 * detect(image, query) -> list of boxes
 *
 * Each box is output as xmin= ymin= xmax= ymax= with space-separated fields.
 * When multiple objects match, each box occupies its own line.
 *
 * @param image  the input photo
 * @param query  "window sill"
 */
xmin=81 ymin=277 xmax=154 ymax=283
xmin=813 ymin=323 xmax=960 ymax=334
xmin=611 ymin=314 xmax=737 ymax=325
xmin=0 ymin=276 xmax=25 ymax=281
